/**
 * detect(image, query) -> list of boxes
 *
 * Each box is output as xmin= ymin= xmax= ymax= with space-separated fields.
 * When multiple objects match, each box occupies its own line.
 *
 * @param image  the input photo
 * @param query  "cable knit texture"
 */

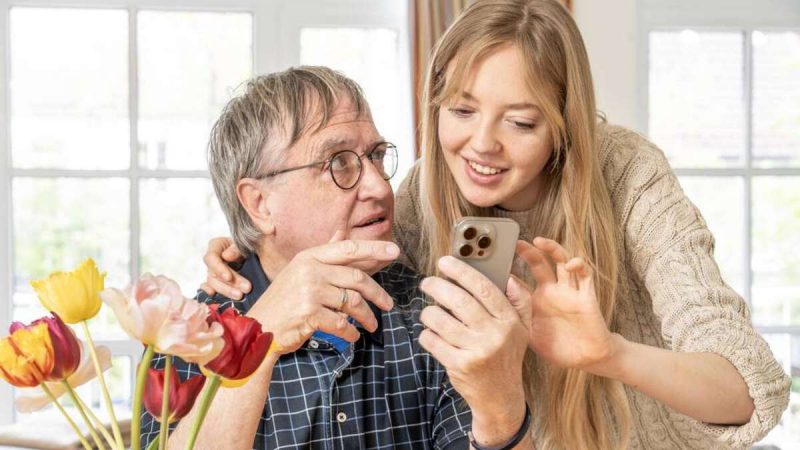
xmin=392 ymin=122 xmax=791 ymax=449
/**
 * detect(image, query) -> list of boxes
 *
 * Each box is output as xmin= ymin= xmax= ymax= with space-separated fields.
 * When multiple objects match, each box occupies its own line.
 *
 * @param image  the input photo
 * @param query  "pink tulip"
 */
xmin=15 ymin=343 xmax=112 ymax=413
xmin=100 ymin=273 xmax=224 ymax=365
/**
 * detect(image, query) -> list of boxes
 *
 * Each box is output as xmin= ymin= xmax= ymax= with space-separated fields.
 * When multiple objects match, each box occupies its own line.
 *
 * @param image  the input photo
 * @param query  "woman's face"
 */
xmin=438 ymin=43 xmax=554 ymax=211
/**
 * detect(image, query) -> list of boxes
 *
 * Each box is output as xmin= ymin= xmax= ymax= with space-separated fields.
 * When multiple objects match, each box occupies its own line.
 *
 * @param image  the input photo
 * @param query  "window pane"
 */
xmin=649 ymin=31 xmax=745 ymax=168
xmin=138 ymin=11 xmax=253 ymax=170
xmin=759 ymin=334 xmax=800 ymax=447
xmin=678 ymin=176 xmax=745 ymax=295
xmin=139 ymin=179 xmax=228 ymax=295
xmin=300 ymin=28 xmax=413 ymax=191
xmin=12 ymin=178 xmax=130 ymax=309
xmin=752 ymin=177 xmax=800 ymax=325
xmin=753 ymin=31 xmax=800 ymax=168
xmin=10 ymin=8 xmax=129 ymax=169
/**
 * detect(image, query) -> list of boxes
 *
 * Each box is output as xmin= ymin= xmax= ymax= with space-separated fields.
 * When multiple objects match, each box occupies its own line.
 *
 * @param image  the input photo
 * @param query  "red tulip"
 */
xmin=143 ymin=364 xmax=205 ymax=424
xmin=11 ymin=314 xmax=81 ymax=381
xmin=202 ymin=306 xmax=273 ymax=387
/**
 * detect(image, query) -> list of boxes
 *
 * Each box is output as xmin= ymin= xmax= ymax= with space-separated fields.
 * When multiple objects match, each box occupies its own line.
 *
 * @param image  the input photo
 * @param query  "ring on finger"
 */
xmin=338 ymin=287 xmax=349 ymax=310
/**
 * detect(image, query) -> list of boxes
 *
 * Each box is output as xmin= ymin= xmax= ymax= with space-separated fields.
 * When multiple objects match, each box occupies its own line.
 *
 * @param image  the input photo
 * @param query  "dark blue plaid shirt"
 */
xmin=141 ymin=255 xmax=472 ymax=449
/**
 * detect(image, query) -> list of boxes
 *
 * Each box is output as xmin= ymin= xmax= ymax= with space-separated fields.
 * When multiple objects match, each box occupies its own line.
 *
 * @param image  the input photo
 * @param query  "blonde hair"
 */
xmin=207 ymin=66 xmax=368 ymax=257
xmin=418 ymin=0 xmax=631 ymax=448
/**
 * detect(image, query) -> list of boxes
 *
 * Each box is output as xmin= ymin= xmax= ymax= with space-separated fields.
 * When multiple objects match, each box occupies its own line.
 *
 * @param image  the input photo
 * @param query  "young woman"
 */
xmin=200 ymin=1 xmax=790 ymax=448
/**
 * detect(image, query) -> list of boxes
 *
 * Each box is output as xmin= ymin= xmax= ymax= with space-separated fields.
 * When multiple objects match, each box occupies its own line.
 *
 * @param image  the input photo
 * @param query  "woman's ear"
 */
xmin=236 ymin=178 xmax=276 ymax=235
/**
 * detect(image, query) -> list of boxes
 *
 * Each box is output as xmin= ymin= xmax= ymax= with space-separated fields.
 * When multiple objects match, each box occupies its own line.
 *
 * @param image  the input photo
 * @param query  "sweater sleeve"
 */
xmin=620 ymin=135 xmax=791 ymax=448
xmin=392 ymin=161 xmax=425 ymax=274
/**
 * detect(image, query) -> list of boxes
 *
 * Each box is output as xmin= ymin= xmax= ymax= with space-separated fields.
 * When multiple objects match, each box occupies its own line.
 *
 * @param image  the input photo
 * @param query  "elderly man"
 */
xmin=140 ymin=67 xmax=471 ymax=449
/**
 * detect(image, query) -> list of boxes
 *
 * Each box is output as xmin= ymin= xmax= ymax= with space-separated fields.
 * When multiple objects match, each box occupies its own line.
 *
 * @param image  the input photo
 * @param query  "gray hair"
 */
xmin=207 ymin=66 xmax=370 ymax=257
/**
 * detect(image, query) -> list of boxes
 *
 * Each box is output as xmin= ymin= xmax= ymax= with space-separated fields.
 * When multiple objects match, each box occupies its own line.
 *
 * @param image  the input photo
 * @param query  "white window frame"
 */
xmin=638 ymin=0 xmax=800 ymax=335
xmin=0 ymin=0 xmax=411 ymax=426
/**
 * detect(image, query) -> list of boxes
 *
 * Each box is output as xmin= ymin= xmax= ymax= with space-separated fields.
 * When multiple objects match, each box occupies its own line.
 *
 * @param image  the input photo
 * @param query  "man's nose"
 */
xmin=357 ymin=159 xmax=392 ymax=199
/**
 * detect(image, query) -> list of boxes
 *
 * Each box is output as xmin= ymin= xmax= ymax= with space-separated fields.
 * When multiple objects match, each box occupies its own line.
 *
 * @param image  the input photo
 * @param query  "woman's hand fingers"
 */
xmin=533 ymin=237 xmax=572 ymax=287
xmin=566 ymin=257 xmax=595 ymax=294
xmin=516 ymin=240 xmax=556 ymax=285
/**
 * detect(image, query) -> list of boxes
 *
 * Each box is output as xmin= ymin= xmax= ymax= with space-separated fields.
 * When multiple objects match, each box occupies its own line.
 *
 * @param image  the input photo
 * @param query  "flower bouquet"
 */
xmin=0 ymin=259 xmax=273 ymax=450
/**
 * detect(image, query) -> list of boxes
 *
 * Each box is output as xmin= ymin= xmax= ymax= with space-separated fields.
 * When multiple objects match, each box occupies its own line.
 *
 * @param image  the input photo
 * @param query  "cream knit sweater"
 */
xmin=392 ymin=123 xmax=791 ymax=449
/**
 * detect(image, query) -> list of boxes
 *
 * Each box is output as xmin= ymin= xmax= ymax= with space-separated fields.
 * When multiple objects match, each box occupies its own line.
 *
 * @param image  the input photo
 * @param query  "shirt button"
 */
xmin=309 ymin=340 xmax=319 ymax=349
xmin=336 ymin=371 xmax=343 ymax=379
xmin=336 ymin=412 xmax=347 ymax=423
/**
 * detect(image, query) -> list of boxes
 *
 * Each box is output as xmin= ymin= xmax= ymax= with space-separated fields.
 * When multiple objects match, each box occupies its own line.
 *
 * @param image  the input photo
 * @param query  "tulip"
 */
xmin=202 ymin=306 xmax=273 ymax=388
xmin=15 ymin=343 xmax=111 ymax=413
xmin=100 ymin=273 xmax=224 ymax=364
xmin=9 ymin=314 xmax=81 ymax=382
xmin=30 ymin=258 xmax=106 ymax=324
xmin=143 ymin=364 xmax=206 ymax=424
xmin=0 ymin=322 xmax=54 ymax=388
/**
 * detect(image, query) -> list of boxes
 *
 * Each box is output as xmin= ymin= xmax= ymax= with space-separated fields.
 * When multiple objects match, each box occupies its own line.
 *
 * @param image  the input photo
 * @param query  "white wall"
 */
xmin=573 ymin=0 xmax=641 ymax=132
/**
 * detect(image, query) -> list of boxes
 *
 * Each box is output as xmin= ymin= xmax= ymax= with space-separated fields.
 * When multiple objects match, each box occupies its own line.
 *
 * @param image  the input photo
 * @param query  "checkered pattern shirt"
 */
xmin=140 ymin=255 xmax=472 ymax=449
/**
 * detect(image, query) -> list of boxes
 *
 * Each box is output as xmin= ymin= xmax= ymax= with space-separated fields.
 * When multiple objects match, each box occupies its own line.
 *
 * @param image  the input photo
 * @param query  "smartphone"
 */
xmin=450 ymin=217 xmax=520 ymax=290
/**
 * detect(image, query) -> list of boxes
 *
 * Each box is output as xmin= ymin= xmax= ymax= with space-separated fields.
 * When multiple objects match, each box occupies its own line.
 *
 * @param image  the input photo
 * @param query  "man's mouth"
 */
xmin=354 ymin=214 xmax=387 ymax=228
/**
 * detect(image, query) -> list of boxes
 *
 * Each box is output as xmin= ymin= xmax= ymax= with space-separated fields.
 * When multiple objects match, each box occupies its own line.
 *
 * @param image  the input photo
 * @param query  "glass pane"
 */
xmin=758 ymin=334 xmax=800 ymax=447
xmin=139 ymin=178 xmax=229 ymax=295
xmin=649 ymin=30 xmax=745 ymax=168
xmin=10 ymin=8 xmax=129 ymax=169
xmin=753 ymin=31 xmax=800 ymax=168
xmin=13 ymin=178 xmax=130 ymax=310
xmin=678 ymin=177 xmax=745 ymax=295
xmin=752 ymin=177 xmax=800 ymax=326
xmin=300 ymin=27 xmax=413 ymax=191
xmin=138 ymin=11 xmax=253 ymax=170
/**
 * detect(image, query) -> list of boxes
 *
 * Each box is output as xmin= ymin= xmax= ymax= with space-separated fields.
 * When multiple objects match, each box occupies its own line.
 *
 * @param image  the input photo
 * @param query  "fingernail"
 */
xmin=239 ymin=283 xmax=249 ymax=291
xmin=385 ymin=243 xmax=399 ymax=257
xmin=232 ymin=290 xmax=242 ymax=299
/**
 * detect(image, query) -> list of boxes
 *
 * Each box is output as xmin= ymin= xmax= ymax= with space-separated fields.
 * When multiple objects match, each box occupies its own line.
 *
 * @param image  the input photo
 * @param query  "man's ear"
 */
xmin=236 ymin=178 xmax=276 ymax=235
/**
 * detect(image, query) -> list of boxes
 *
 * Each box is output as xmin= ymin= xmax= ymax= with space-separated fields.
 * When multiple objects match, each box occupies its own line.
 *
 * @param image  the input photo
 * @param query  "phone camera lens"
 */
xmin=477 ymin=236 xmax=492 ymax=249
xmin=459 ymin=244 xmax=473 ymax=257
xmin=463 ymin=227 xmax=477 ymax=240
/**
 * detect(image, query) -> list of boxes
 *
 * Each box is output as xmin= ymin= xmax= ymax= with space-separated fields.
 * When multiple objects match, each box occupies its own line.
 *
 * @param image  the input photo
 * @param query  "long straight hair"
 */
xmin=418 ymin=1 xmax=631 ymax=448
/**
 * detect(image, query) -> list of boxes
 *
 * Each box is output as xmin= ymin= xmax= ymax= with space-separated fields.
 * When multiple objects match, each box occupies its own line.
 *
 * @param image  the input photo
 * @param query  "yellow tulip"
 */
xmin=30 ymin=258 xmax=106 ymax=324
xmin=0 ymin=323 xmax=55 ymax=388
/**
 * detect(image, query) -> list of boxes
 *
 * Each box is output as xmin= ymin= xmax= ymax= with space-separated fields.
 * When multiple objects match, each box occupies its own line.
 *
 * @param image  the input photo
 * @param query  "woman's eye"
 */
xmin=512 ymin=121 xmax=535 ymax=130
xmin=448 ymin=107 xmax=473 ymax=118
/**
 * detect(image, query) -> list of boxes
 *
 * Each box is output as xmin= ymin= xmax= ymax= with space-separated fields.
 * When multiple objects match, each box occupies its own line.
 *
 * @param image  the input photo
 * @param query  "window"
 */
xmin=0 ymin=0 xmax=411 ymax=427
xmin=642 ymin=0 xmax=800 ymax=446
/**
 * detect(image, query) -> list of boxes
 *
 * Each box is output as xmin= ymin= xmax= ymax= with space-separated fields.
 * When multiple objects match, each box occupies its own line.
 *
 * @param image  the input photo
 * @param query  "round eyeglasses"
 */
xmin=258 ymin=142 xmax=398 ymax=190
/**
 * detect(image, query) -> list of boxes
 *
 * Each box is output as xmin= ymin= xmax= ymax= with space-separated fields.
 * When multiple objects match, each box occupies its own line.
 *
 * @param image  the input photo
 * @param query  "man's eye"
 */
xmin=330 ymin=154 xmax=351 ymax=171
xmin=369 ymin=150 xmax=387 ymax=161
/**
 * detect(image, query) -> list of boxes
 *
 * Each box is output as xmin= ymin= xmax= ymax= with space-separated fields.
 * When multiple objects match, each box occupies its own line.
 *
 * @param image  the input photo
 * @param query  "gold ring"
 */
xmin=338 ymin=287 xmax=349 ymax=310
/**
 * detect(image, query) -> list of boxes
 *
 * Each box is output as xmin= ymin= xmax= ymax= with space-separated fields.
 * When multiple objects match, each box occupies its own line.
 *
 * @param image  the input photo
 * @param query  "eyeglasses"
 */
xmin=257 ymin=141 xmax=398 ymax=190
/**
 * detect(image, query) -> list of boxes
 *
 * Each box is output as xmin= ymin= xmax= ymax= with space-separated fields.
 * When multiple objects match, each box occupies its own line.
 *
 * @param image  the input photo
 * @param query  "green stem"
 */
xmin=41 ymin=384 xmax=93 ymax=450
xmin=72 ymin=386 xmax=117 ymax=450
xmin=80 ymin=320 xmax=124 ymax=449
xmin=184 ymin=375 xmax=221 ymax=450
xmin=61 ymin=380 xmax=107 ymax=450
xmin=131 ymin=345 xmax=156 ymax=450
xmin=159 ymin=357 xmax=172 ymax=450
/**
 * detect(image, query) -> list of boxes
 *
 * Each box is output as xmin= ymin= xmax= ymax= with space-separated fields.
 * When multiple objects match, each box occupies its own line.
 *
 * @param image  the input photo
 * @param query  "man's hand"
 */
xmin=419 ymin=256 xmax=529 ymax=447
xmin=247 ymin=236 xmax=399 ymax=354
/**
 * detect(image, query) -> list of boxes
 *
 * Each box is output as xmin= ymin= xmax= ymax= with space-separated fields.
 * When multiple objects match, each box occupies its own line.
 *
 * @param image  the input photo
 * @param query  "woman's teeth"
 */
xmin=468 ymin=160 xmax=502 ymax=175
